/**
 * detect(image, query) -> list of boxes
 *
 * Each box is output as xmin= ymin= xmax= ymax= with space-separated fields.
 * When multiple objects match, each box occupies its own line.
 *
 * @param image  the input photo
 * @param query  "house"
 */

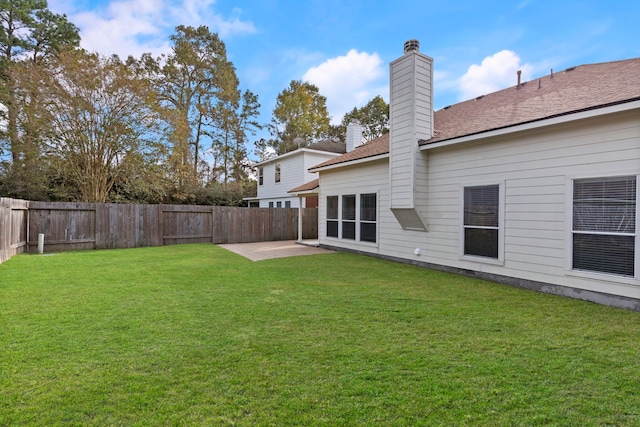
xmin=309 ymin=40 xmax=640 ymax=310
xmin=246 ymin=139 xmax=345 ymax=208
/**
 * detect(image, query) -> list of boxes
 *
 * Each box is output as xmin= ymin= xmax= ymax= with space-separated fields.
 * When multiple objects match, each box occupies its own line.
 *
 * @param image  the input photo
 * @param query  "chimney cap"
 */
xmin=404 ymin=39 xmax=419 ymax=53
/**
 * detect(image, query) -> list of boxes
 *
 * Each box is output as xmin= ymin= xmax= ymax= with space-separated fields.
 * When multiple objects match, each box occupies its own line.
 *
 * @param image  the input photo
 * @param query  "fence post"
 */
xmin=38 ymin=233 xmax=45 ymax=254
xmin=297 ymin=198 xmax=303 ymax=242
xmin=0 ymin=198 xmax=8 ymax=263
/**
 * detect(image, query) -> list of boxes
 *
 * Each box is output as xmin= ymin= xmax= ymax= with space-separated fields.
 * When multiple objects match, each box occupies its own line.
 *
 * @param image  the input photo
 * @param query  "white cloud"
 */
xmin=459 ymin=50 xmax=532 ymax=101
xmin=303 ymin=49 xmax=386 ymax=124
xmin=72 ymin=0 xmax=165 ymax=58
xmin=54 ymin=0 xmax=256 ymax=59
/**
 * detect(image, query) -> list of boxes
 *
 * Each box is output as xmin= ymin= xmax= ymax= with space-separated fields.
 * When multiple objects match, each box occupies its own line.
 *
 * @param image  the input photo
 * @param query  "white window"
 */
xmin=326 ymin=196 xmax=338 ymax=238
xmin=275 ymin=163 xmax=281 ymax=183
xmin=325 ymin=193 xmax=377 ymax=243
xmin=360 ymin=193 xmax=377 ymax=243
xmin=285 ymin=201 xmax=291 ymax=208
xmin=463 ymin=185 xmax=500 ymax=259
xmin=342 ymin=195 xmax=356 ymax=240
xmin=258 ymin=167 xmax=264 ymax=185
xmin=572 ymin=176 xmax=636 ymax=277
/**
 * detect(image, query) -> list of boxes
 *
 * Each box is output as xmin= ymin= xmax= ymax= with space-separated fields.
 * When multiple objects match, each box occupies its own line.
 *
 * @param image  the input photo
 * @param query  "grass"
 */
xmin=1 ymin=244 xmax=640 ymax=426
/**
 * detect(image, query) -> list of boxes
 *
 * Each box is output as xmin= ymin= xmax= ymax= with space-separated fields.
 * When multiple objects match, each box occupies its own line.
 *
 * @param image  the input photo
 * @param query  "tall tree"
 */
xmin=231 ymin=90 xmax=261 ymax=182
xmin=2 ymin=59 xmax=51 ymax=198
xmin=31 ymin=50 xmax=163 ymax=203
xmin=339 ymin=95 xmax=389 ymax=142
xmin=210 ymin=89 xmax=261 ymax=184
xmin=264 ymin=80 xmax=330 ymax=155
xmin=141 ymin=25 xmax=240 ymax=197
xmin=0 ymin=0 xmax=79 ymax=198
xmin=29 ymin=8 xmax=80 ymax=63
xmin=209 ymin=99 xmax=235 ymax=184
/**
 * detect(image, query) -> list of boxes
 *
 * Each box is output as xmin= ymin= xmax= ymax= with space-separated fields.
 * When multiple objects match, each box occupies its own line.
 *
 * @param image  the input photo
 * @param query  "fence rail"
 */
xmin=0 ymin=199 xmax=318 ymax=264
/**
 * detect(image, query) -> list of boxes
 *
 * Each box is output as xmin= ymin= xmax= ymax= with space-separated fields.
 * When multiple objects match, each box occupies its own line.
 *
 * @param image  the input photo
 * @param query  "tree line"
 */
xmin=0 ymin=0 xmax=389 ymax=205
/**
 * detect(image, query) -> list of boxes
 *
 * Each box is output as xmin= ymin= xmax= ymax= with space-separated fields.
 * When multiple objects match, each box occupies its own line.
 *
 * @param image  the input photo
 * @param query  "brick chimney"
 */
xmin=388 ymin=39 xmax=433 ymax=231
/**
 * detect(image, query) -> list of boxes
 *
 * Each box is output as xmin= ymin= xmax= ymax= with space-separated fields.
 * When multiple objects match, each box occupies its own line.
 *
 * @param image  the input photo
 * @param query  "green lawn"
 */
xmin=1 ymin=244 xmax=640 ymax=426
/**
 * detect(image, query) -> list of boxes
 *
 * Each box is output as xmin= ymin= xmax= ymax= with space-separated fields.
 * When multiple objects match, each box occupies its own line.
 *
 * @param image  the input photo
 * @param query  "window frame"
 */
xmin=258 ymin=167 xmax=264 ymax=185
xmin=360 ymin=193 xmax=377 ymax=243
xmin=275 ymin=163 xmax=281 ymax=183
xmin=326 ymin=195 xmax=339 ymax=238
xmin=460 ymin=181 xmax=504 ymax=265
xmin=342 ymin=194 xmax=356 ymax=240
xmin=569 ymin=174 xmax=638 ymax=279
xmin=325 ymin=192 xmax=378 ymax=244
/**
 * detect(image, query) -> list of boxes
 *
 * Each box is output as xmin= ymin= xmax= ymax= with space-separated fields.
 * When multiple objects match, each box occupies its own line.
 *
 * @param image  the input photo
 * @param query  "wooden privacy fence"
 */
xmin=0 ymin=199 xmax=319 ymax=262
xmin=0 ymin=198 xmax=29 ymax=264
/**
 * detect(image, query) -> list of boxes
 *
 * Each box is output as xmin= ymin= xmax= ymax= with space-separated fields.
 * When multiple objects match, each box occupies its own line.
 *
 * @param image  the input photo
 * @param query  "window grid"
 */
xmin=325 ymin=193 xmax=376 ymax=243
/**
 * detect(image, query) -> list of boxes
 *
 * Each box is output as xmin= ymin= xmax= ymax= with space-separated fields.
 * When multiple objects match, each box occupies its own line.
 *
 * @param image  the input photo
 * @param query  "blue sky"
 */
xmin=49 ymin=0 xmax=640 ymax=157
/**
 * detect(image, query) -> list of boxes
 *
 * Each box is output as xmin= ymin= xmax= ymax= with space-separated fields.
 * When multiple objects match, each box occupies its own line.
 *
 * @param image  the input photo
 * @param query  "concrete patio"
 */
xmin=218 ymin=240 xmax=332 ymax=261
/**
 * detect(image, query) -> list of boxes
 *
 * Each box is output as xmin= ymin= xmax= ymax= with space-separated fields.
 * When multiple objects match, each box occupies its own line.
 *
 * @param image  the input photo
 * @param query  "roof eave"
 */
xmin=254 ymin=148 xmax=341 ymax=166
xmin=309 ymin=153 xmax=390 ymax=173
xmin=421 ymin=99 xmax=640 ymax=151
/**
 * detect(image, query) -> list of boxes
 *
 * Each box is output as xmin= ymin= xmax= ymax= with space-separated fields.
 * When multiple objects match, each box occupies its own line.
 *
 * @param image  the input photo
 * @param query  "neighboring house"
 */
xmin=247 ymin=140 xmax=345 ymax=208
xmin=309 ymin=40 xmax=640 ymax=310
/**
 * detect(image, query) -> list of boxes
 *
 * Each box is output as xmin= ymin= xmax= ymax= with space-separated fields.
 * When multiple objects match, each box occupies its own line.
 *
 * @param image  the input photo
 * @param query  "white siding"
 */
xmin=319 ymin=109 xmax=640 ymax=300
xmin=303 ymin=151 xmax=338 ymax=177
xmin=256 ymin=149 xmax=339 ymax=208
xmin=318 ymin=160 xmax=388 ymax=253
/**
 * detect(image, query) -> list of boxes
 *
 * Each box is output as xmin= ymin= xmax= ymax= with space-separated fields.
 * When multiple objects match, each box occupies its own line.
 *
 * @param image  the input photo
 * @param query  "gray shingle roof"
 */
xmin=310 ymin=57 xmax=640 ymax=170
xmin=423 ymin=57 xmax=640 ymax=145
xmin=309 ymin=134 xmax=389 ymax=170
xmin=306 ymin=139 xmax=346 ymax=153
xmin=288 ymin=179 xmax=319 ymax=193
